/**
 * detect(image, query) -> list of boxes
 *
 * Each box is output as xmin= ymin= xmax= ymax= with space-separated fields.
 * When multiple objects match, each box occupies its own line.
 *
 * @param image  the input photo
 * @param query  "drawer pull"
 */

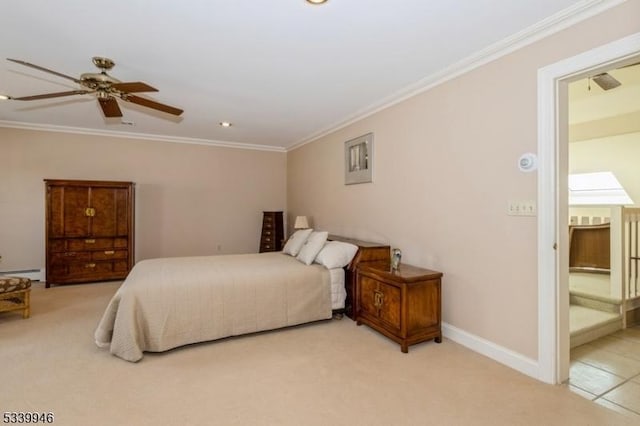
xmin=265 ymin=245 xmax=271 ymax=249
xmin=264 ymin=238 xmax=271 ymax=242
xmin=84 ymin=207 xmax=96 ymax=217
xmin=85 ymin=263 xmax=96 ymax=268
xmin=104 ymin=250 xmax=115 ymax=255
xmin=64 ymin=252 xmax=76 ymax=257
xmin=85 ymin=239 xmax=96 ymax=244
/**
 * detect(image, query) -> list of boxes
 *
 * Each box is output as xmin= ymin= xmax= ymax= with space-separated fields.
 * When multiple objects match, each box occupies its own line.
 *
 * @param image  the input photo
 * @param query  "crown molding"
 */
xmin=0 ymin=1 xmax=626 ymax=154
xmin=0 ymin=120 xmax=287 ymax=153
xmin=287 ymin=0 xmax=628 ymax=152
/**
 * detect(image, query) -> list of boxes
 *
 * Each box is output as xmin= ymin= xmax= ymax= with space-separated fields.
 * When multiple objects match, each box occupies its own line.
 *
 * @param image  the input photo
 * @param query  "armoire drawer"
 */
xmin=49 ymin=237 xmax=128 ymax=253
xmin=48 ymin=260 xmax=130 ymax=281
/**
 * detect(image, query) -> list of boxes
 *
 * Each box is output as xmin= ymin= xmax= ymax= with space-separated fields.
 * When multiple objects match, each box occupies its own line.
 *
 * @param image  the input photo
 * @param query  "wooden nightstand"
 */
xmin=355 ymin=261 xmax=443 ymax=353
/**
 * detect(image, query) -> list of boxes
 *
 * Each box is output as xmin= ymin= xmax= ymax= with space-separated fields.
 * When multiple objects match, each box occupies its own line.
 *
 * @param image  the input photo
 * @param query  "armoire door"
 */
xmin=89 ymin=187 xmax=130 ymax=237
xmin=48 ymin=185 xmax=91 ymax=237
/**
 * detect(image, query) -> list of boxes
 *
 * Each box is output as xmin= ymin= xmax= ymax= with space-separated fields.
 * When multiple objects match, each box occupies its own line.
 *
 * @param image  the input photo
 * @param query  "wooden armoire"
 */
xmin=45 ymin=179 xmax=135 ymax=288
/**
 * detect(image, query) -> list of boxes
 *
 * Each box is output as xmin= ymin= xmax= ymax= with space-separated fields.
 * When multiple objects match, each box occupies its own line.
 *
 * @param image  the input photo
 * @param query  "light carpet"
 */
xmin=0 ymin=281 xmax=636 ymax=426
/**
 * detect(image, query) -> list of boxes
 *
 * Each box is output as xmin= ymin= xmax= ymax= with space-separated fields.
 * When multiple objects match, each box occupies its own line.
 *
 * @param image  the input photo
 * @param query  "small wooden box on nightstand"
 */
xmin=355 ymin=261 xmax=443 ymax=353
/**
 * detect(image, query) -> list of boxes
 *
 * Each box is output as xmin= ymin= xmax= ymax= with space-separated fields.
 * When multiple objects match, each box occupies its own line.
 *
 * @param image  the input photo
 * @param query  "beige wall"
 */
xmin=287 ymin=2 xmax=640 ymax=359
xmin=0 ymin=128 xmax=286 ymax=272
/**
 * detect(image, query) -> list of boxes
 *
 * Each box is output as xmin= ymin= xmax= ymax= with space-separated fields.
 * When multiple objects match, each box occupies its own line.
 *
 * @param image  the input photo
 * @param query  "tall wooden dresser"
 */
xmin=45 ymin=179 xmax=135 ymax=288
xmin=259 ymin=211 xmax=284 ymax=253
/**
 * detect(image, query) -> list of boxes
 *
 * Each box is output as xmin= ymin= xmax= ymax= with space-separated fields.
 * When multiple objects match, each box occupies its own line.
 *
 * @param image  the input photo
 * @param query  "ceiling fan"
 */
xmin=5 ymin=56 xmax=183 ymax=117
xmin=590 ymin=61 xmax=639 ymax=91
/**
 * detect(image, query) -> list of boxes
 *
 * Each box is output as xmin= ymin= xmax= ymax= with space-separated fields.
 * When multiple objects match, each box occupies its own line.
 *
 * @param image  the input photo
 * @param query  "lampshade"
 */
xmin=293 ymin=216 xmax=309 ymax=229
xmin=569 ymin=172 xmax=634 ymax=205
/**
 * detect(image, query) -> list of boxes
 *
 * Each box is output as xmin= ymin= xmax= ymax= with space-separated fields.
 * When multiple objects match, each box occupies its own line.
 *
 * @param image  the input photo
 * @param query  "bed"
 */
xmin=95 ymin=235 xmax=389 ymax=361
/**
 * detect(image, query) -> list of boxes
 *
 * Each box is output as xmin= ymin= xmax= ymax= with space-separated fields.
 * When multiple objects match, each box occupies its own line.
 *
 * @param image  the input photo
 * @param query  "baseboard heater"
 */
xmin=0 ymin=269 xmax=44 ymax=281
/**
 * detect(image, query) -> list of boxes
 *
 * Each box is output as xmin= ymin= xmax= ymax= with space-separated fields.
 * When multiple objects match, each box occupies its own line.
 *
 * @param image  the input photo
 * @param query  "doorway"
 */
xmin=567 ymin=63 xmax=640 ymax=348
xmin=537 ymin=32 xmax=640 ymax=385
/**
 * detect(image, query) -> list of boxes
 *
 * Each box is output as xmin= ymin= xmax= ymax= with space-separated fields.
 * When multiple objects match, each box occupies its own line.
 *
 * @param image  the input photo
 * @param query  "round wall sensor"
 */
xmin=518 ymin=153 xmax=537 ymax=172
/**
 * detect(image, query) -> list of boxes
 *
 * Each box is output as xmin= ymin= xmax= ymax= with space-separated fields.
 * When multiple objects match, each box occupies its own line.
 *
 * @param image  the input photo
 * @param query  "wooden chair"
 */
xmin=0 ymin=276 xmax=31 ymax=319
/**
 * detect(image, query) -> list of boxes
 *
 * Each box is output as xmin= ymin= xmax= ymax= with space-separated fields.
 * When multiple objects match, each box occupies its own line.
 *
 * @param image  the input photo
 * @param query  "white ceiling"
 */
xmin=0 ymin=0 xmax=605 ymax=150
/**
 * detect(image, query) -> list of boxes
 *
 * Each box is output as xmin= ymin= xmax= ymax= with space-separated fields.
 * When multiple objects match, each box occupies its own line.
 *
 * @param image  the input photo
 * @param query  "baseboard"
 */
xmin=442 ymin=322 xmax=540 ymax=381
xmin=0 ymin=269 xmax=44 ymax=281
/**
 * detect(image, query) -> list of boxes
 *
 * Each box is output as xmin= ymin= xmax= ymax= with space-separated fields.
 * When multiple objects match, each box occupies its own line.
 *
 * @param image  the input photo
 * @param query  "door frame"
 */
xmin=537 ymin=32 xmax=640 ymax=384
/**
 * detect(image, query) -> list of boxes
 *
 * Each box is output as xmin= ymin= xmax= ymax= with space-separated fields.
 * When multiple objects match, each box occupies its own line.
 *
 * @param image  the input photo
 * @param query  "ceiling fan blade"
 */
xmin=98 ymin=97 xmax=123 ymax=117
xmin=111 ymin=82 xmax=158 ymax=93
xmin=592 ymin=73 xmax=621 ymax=90
xmin=7 ymin=58 xmax=81 ymax=83
xmin=124 ymin=95 xmax=183 ymax=116
xmin=11 ymin=90 xmax=90 ymax=101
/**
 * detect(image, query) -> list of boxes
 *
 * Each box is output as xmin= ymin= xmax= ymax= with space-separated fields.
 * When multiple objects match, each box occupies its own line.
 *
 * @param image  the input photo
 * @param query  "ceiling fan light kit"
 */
xmin=306 ymin=0 xmax=328 ymax=5
xmin=5 ymin=56 xmax=183 ymax=118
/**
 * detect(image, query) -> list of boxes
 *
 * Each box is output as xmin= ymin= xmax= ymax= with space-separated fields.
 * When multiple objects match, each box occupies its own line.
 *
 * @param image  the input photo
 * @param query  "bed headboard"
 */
xmin=569 ymin=223 xmax=610 ymax=272
xmin=328 ymin=235 xmax=390 ymax=318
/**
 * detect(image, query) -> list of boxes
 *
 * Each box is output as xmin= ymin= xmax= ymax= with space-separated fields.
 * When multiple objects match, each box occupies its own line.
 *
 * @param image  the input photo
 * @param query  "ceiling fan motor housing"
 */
xmin=81 ymin=72 xmax=119 ymax=83
xmin=80 ymin=57 xmax=120 ymax=91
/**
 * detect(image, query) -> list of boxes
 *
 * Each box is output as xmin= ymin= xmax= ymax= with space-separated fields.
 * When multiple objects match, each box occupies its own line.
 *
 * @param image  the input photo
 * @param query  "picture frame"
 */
xmin=344 ymin=133 xmax=373 ymax=185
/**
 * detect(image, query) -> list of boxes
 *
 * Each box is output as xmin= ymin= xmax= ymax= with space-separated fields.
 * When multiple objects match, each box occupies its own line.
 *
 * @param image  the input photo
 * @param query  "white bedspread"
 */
xmin=94 ymin=252 xmax=331 ymax=362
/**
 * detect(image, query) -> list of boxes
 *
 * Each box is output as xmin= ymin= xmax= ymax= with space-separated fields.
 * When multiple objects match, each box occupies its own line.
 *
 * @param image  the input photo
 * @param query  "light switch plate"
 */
xmin=508 ymin=200 xmax=537 ymax=216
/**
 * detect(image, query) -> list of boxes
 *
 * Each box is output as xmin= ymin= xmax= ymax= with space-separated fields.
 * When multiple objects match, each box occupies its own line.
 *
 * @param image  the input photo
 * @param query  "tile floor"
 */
xmin=568 ymin=324 xmax=640 ymax=420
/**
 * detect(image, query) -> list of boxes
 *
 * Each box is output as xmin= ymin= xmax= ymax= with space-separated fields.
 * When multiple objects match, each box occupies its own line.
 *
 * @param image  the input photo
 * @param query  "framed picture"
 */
xmin=344 ymin=133 xmax=373 ymax=185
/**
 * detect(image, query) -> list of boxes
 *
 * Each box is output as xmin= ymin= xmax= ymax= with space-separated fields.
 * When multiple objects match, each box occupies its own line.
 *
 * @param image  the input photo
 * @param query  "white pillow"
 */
xmin=282 ymin=229 xmax=313 ymax=256
xmin=296 ymin=231 xmax=329 ymax=265
xmin=314 ymin=241 xmax=359 ymax=269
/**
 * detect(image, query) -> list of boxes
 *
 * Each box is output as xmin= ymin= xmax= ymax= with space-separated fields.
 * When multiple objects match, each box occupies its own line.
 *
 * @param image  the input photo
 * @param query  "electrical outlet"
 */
xmin=508 ymin=200 xmax=537 ymax=216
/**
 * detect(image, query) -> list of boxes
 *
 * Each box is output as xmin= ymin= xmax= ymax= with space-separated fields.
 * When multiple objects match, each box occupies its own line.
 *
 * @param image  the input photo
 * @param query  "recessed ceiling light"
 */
xmin=219 ymin=121 xmax=232 ymax=128
xmin=0 ymin=94 xmax=10 ymax=100
xmin=306 ymin=0 xmax=328 ymax=4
